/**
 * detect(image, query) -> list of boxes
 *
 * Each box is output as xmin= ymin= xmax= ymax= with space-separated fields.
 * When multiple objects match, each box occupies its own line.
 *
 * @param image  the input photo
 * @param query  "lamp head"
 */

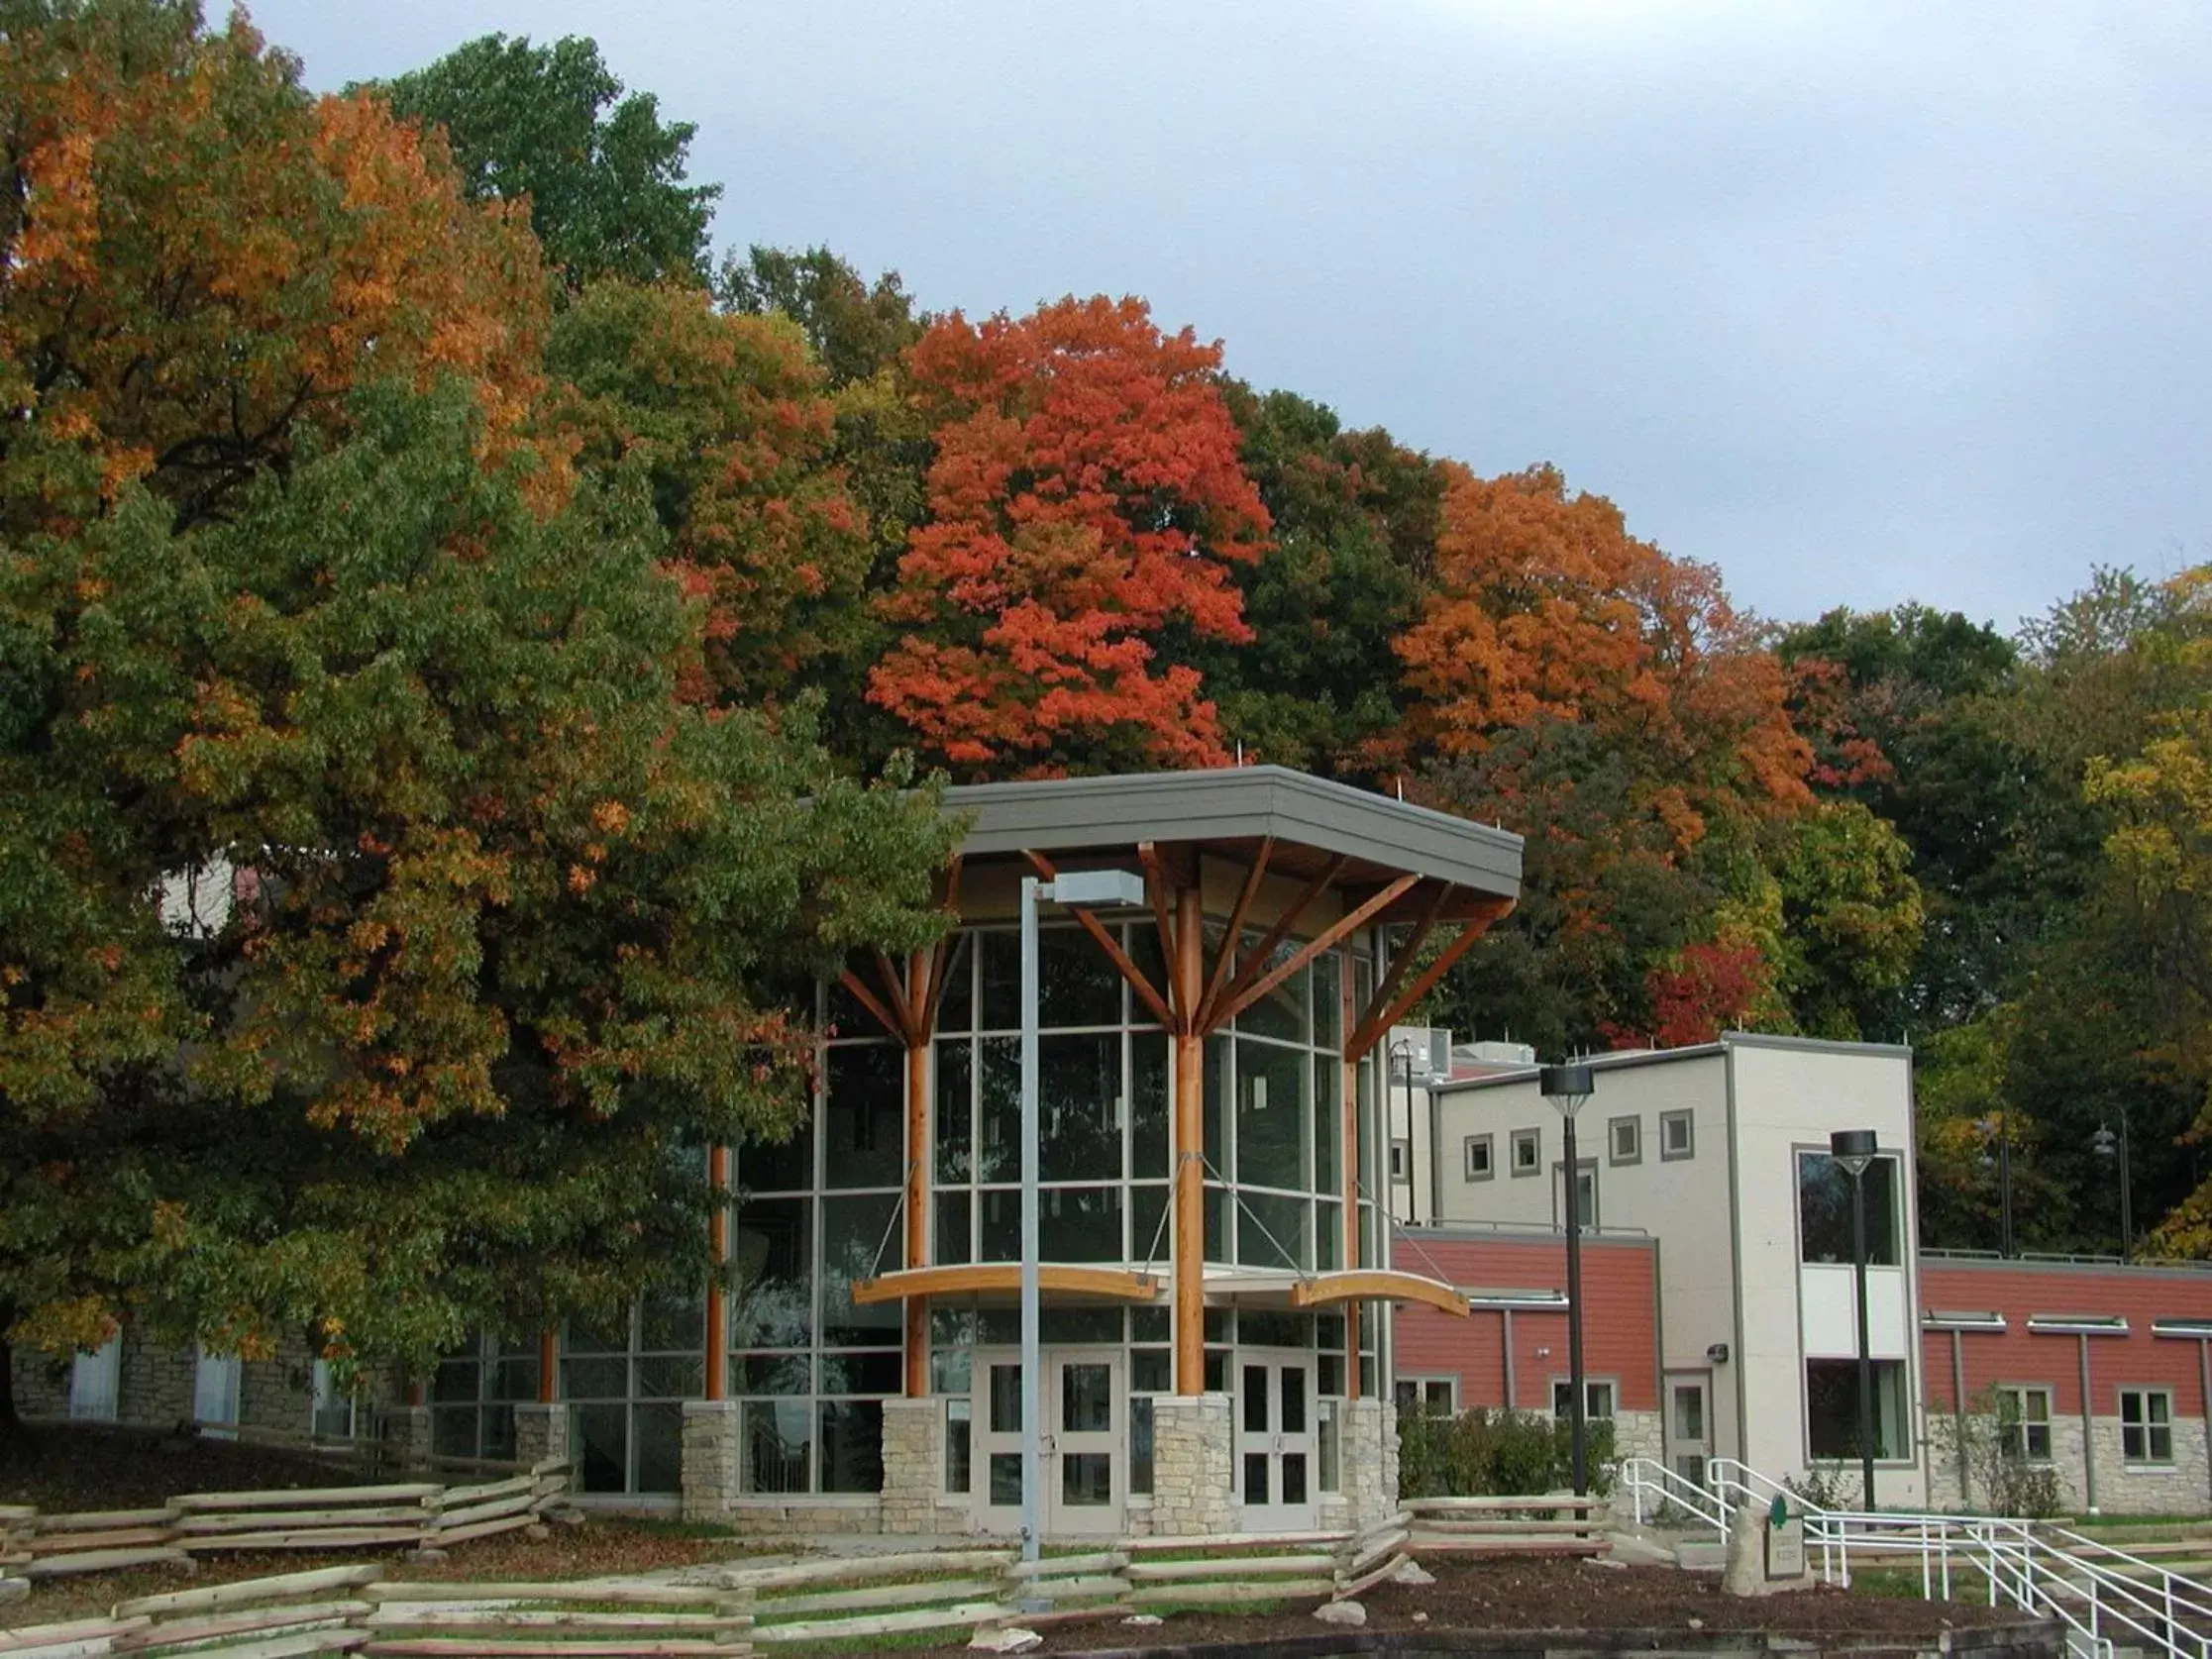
xmin=1539 ymin=1062 xmax=1594 ymax=1118
xmin=1830 ymin=1127 xmax=1878 ymax=1177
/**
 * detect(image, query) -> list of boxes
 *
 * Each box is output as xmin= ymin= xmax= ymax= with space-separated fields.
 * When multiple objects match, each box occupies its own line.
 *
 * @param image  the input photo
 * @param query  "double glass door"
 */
xmin=1237 ymin=1351 xmax=1316 ymax=1529
xmin=974 ymin=1350 xmax=1123 ymax=1536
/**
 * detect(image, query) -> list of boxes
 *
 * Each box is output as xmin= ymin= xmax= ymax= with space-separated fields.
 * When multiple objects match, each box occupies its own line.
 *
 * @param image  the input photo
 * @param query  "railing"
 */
xmin=1619 ymin=1454 xmax=1729 ymax=1535
xmin=1621 ymin=1455 xmax=2212 ymax=1659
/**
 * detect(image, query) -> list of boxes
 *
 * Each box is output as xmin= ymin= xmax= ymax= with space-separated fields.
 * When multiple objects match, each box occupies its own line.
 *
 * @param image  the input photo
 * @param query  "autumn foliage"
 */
xmin=869 ymin=295 xmax=1270 ymax=775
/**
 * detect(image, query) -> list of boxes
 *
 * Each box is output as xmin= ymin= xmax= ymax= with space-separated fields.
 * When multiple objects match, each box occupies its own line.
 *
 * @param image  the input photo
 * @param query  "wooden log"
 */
xmin=182 ymin=1526 xmax=428 ymax=1552
xmin=116 ymin=1563 xmax=386 ymax=1617
xmin=720 ymin=1548 xmax=1014 ymax=1591
xmin=0 ymin=1507 xmax=37 ymax=1524
xmin=0 ymin=1614 xmax=154 ymax=1654
xmin=23 ymin=1545 xmax=191 ymax=1578
xmin=1126 ymin=1578 xmax=1333 ymax=1608
xmin=364 ymin=1582 xmax=728 ymax=1606
xmin=1005 ymin=1550 xmax=1127 ymax=1580
xmin=1125 ymin=1552 xmax=1337 ymax=1583
xmin=757 ymin=1577 xmax=999 ymax=1618
xmin=1411 ymin=1535 xmax=1607 ymax=1556
xmin=175 ymin=1484 xmax=440 ymax=1511
xmin=112 ymin=1599 xmax=371 ymax=1650
xmin=528 ymin=1456 xmax=571 ymax=1478
xmin=1341 ymin=1512 xmax=1413 ymax=1558
xmin=1121 ymin=1529 xmax=1351 ymax=1552
xmin=1404 ymin=1495 xmax=1598 ymax=1514
xmin=748 ymin=1599 xmax=1009 ymax=1643
xmin=1413 ymin=1516 xmax=1604 ymax=1535
xmin=425 ymin=1513 xmax=535 ymax=1547
xmin=163 ymin=1632 xmax=367 ymax=1658
xmin=1334 ymin=1550 xmax=1414 ymax=1604
xmin=441 ymin=1474 xmax=536 ymax=1507
xmin=174 ymin=1506 xmax=436 ymax=1533
xmin=32 ymin=1507 xmax=173 ymax=1532
xmin=28 ymin=1525 xmax=177 ymax=1553
xmin=1024 ymin=1574 xmax=1126 ymax=1601
xmin=361 ymin=1643 xmax=735 ymax=1657
xmin=1338 ymin=1526 xmax=1411 ymax=1580
xmin=434 ymin=1491 xmax=537 ymax=1530
xmin=367 ymin=1608 xmax=750 ymax=1633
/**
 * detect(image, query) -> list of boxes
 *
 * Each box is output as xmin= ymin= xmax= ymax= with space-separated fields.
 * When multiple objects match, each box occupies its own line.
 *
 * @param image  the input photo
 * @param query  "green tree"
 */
xmin=717 ymin=245 xmax=925 ymax=390
xmin=1 ymin=382 xmax=956 ymax=1413
xmin=374 ymin=33 xmax=719 ymax=291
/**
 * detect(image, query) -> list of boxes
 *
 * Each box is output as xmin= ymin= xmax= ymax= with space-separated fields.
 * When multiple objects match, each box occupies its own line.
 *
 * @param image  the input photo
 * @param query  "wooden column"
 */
xmin=1342 ymin=947 xmax=1361 ymax=1400
xmin=1174 ymin=883 xmax=1206 ymax=1395
xmin=705 ymin=1145 xmax=730 ymax=1400
xmin=903 ymin=949 xmax=931 ymax=1397
xmin=537 ymin=1328 xmax=557 ymax=1404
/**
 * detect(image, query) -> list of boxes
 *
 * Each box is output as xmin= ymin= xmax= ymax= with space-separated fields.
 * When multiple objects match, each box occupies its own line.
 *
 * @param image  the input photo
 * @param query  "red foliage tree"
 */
xmin=868 ymin=295 xmax=1270 ymax=776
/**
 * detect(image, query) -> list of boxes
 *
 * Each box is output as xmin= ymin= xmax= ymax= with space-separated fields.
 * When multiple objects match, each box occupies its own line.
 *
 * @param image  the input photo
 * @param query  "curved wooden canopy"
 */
xmin=850 ymin=1264 xmax=1164 ymax=1306
xmin=1286 ymin=1270 xmax=1471 ymax=1319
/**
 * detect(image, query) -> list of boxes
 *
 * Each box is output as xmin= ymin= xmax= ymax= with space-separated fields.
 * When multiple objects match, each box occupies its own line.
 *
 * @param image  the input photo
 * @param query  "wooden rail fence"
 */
xmin=0 ymin=1463 xmax=573 ymax=1582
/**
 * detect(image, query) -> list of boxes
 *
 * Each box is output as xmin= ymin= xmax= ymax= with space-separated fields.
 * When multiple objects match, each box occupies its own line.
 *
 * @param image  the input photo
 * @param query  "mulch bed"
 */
xmin=1027 ymin=1559 xmax=2031 ymax=1653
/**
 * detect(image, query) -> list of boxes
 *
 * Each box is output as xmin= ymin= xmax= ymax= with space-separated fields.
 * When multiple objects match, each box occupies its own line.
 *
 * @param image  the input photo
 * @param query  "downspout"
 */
xmin=1950 ymin=1328 xmax=1967 ymax=1504
xmin=1428 ymin=1081 xmax=1443 ymax=1227
xmin=1502 ymin=1307 xmax=1516 ymax=1409
xmin=2078 ymin=1333 xmax=2098 ymax=1514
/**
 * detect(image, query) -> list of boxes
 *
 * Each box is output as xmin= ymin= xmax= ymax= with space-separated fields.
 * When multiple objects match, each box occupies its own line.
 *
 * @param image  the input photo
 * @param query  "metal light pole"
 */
xmin=1018 ymin=869 xmax=1146 ymax=1562
xmin=1978 ymin=1114 xmax=2014 ymax=1258
xmin=2092 ymin=1112 xmax=2134 ymax=1261
xmin=1831 ymin=1128 xmax=1879 ymax=1511
xmin=1540 ymin=1062 xmax=1594 ymax=1497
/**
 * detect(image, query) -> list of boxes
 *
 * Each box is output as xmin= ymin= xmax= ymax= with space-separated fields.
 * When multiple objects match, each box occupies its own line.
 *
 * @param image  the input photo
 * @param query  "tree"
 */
xmin=0 ymin=0 xmax=552 ymax=542
xmin=1770 ymin=799 xmax=1925 ymax=1041
xmin=1 ymin=381 xmax=957 ymax=1409
xmin=547 ymin=279 xmax=874 ymax=705
xmin=1195 ymin=385 xmax=1440 ymax=776
xmin=718 ymin=246 xmax=925 ymax=390
xmin=868 ymin=294 xmax=1270 ymax=777
xmin=375 ymin=33 xmax=718 ymax=291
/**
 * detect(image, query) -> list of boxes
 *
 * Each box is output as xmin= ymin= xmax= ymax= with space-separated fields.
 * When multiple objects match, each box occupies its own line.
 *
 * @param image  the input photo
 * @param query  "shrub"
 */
xmin=1399 ymin=1404 xmax=1617 ymax=1498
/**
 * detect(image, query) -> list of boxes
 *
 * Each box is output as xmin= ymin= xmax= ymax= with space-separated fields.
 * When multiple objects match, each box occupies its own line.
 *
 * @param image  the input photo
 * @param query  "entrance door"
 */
xmin=194 ymin=1346 xmax=241 ymax=1438
xmin=1236 ymin=1351 xmax=1317 ymax=1530
xmin=1666 ymin=1371 xmax=1713 ymax=1489
xmin=971 ymin=1350 xmax=1126 ymax=1537
xmin=70 ymin=1335 xmax=121 ymax=1420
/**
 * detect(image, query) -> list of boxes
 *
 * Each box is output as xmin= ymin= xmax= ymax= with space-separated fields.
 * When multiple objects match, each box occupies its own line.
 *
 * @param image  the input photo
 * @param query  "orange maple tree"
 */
xmin=0 ymin=4 xmax=552 ymax=541
xmin=868 ymin=294 xmax=1270 ymax=776
xmin=1398 ymin=462 xmax=1810 ymax=851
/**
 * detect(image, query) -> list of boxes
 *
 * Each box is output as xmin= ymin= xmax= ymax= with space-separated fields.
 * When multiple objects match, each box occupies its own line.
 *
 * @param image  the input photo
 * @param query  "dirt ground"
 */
xmin=0 ymin=1420 xmax=386 ymax=1509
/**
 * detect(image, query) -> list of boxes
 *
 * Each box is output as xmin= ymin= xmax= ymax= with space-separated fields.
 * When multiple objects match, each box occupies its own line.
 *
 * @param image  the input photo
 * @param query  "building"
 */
xmin=12 ymin=766 xmax=1526 ymax=1537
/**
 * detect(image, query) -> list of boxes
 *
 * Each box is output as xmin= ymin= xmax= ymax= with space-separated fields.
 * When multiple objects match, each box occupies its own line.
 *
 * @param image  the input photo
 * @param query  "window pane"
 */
xmin=824 ymin=1043 xmax=904 ymax=1191
xmin=1040 ymin=1185 xmax=1123 ymax=1262
xmin=1316 ymin=1198 xmax=1341 ymax=1272
xmin=736 ymin=1353 xmax=809 ymax=1396
xmin=1313 ymin=1055 xmax=1341 ymax=1194
xmin=980 ymin=930 xmax=1019 ymax=1031
xmin=1204 ymin=1036 xmax=1228 ymax=1180
xmin=1806 ymin=1358 xmax=1905 ymax=1458
xmin=820 ymin=1351 xmax=901 ymax=1396
xmin=640 ymin=1284 xmax=702 ymax=1353
xmin=741 ymin=1116 xmax=812 ymax=1194
xmin=742 ymin=1400 xmax=811 ymax=1494
xmin=1040 ymin=926 xmax=1122 ymax=1028
xmin=1063 ymin=1364 xmax=1113 ymax=1433
xmin=1239 ymin=1192 xmax=1311 ymax=1272
xmin=1314 ymin=951 xmax=1341 ymax=1050
xmin=934 ymin=1039 xmax=972 ymax=1183
xmin=635 ymin=1403 xmax=685 ymax=1494
xmin=1243 ymin=1365 xmax=1269 ymax=1433
xmin=977 ymin=1038 xmax=1019 ymax=1185
xmin=946 ymin=1400 xmax=972 ymax=1493
xmin=935 ymin=934 xmax=974 ymax=1033
xmin=990 ymin=1452 xmax=1022 ymax=1505
xmin=820 ymin=1192 xmax=903 ymax=1347
xmin=819 ymin=1400 xmax=885 ymax=1493
xmin=1040 ymin=1033 xmax=1121 ymax=1183
xmin=991 ymin=1365 xmax=1022 ymax=1434
xmin=1130 ymin=1184 xmax=1170 ymax=1269
xmin=935 ymin=1191 xmax=973 ymax=1266
xmin=1063 ymin=1453 xmax=1112 ymax=1505
xmin=1130 ymin=1396 xmax=1154 ymax=1494
xmin=1236 ymin=941 xmax=1310 ymax=1044
xmin=730 ymin=1197 xmax=811 ymax=1350
xmin=575 ymin=1403 xmax=626 ymax=1493
xmin=1131 ymin=1035 xmax=1171 ymax=1179
xmin=1235 ymin=1038 xmax=1309 ymax=1191
xmin=1798 ymin=1153 xmax=1900 ymax=1265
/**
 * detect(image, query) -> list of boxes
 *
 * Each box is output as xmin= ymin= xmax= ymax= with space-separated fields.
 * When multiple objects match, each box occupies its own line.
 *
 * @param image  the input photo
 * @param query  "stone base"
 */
xmin=721 ymin=1501 xmax=884 ymax=1535
xmin=880 ymin=1396 xmax=970 ymax=1534
xmin=681 ymin=1400 xmax=739 ymax=1522
xmin=514 ymin=1400 xmax=571 ymax=1487
xmin=1339 ymin=1397 xmax=1400 ymax=1533
xmin=380 ymin=1403 xmax=431 ymax=1475
xmin=1151 ymin=1393 xmax=1234 ymax=1537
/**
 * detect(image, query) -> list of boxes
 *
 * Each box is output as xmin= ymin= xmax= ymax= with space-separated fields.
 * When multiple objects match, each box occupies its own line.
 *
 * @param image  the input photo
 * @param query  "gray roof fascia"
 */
xmin=1434 ymin=1043 xmax=1728 ymax=1094
xmin=940 ymin=766 xmax=1522 ymax=896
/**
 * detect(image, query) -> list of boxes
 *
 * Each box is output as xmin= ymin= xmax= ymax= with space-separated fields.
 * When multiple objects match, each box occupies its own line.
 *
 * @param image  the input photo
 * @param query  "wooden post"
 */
xmin=705 ymin=1145 xmax=729 ymax=1402
xmin=904 ymin=948 xmax=931 ymax=1398
xmin=1174 ymin=883 xmax=1206 ymax=1395
xmin=537 ymin=1330 xmax=556 ymax=1405
xmin=1342 ymin=947 xmax=1360 ymax=1400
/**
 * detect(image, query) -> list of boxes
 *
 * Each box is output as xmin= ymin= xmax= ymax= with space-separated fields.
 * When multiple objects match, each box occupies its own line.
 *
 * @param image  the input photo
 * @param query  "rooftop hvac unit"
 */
xmin=1391 ymin=1025 xmax=1453 ymax=1084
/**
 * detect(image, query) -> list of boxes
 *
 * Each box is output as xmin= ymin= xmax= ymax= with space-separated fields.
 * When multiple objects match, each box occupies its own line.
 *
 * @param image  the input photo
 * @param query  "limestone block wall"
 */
xmin=680 ymin=1400 xmax=739 ymax=1523
xmin=1150 ymin=1393 xmax=1233 ymax=1536
xmin=878 ymin=1397 xmax=971 ymax=1534
xmin=722 ymin=1500 xmax=884 ymax=1535
xmin=1924 ymin=1410 xmax=2212 ymax=1517
xmin=1338 ymin=1397 xmax=1398 ymax=1531
xmin=9 ymin=1351 xmax=68 ymax=1418
xmin=1611 ymin=1408 xmax=1662 ymax=1466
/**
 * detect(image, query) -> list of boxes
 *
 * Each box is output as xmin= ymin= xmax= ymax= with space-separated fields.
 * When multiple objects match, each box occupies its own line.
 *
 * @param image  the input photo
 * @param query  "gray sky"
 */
xmin=251 ymin=0 xmax=2211 ymax=635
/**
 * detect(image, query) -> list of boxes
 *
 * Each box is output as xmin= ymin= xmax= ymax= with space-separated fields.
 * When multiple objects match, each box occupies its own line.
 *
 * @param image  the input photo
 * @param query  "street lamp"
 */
xmin=1539 ymin=1061 xmax=1594 ymax=1497
xmin=1830 ymin=1128 xmax=1880 ymax=1511
xmin=2091 ymin=1111 xmax=2133 ymax=1262
xmin=1019 ymin=868 xmax=1146 ymax=1564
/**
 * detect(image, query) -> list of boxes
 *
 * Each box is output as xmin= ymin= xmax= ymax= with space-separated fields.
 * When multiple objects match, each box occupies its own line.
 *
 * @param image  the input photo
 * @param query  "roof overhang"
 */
xmin=1203 ymin=1267 xmax=1471 ymax=1318
xmin=942 ymin=767 xmax=1520 ymax=922
xmin=850 ymin=1264 xmax=1164 ymax=1306
xmin=1924 ymin=1310 xmax=2008 ymax=1332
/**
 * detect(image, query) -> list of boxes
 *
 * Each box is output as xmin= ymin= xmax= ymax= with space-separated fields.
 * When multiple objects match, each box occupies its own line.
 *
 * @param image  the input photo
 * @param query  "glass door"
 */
xmin=194 ymin=1346 xmax=241 ymax=1439
xmin=972 ymin=1351 xmax=1026 ymax=1532
xmin=1666 ymin=1371 xmax=1712 ymax=1489
xmin=1049 ymin=1353 xmax=1122 ymax=1535
xmin=1236 ymin=1351 xmax=1316 ymax=1530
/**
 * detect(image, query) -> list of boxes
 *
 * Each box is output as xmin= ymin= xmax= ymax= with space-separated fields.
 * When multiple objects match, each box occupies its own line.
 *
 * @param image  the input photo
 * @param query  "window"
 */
xmin=310 ymin=1360 xmax=356 ymax=1439
xmin=1553 ymin=1160 xmax=1598 ymax=1232
xmin=1390 ymin=1139 xmax=1412 ymax=1182
xmin=1609 ymin=1115 xmax=1640 ymax=1166
xmin=1807 ymin=1359 xmax=1909 ymax=1460
xmin=2121 ymin=1389 xmax=2173 ymax=1465
xmin=945 ymin=1399 xmax=972 ymax=1493
xmin=1394 ymin=1376 xmax=1457 ymax=1415
xmin=1464 ymin=1134 xmax=1495 ymax=1182
xmin=1672 ymin=1384 xmax=1705 ymax=1443
xmin=1511 ymin=1127 xmax=1541 ymax=1177
xmin=1996 ymin=1385 xmax=2053 ymax=1463
xmin=1551 ymin=1379 xmax=1616 ymax=1420
xmin=1660 ymin=1109 xmax=1694 ymax=1162
xmin=1797 ymin=1149 xmax=1901 ymax=1266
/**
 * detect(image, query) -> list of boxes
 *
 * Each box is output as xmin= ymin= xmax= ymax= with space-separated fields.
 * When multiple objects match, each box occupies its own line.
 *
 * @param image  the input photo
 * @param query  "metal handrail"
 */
xmin=1619 ymin=1457 xmax=2212 ymax=1659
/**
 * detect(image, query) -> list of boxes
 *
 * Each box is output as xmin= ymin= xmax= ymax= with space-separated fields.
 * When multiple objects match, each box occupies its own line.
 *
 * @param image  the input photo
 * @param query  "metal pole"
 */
xmin=1018 ymin=875 xmax=1042 ymax=1563
xmin=1563 ymin=1110 xmax=1588 ymax=1498
xmin=1998 ymin=1124 xmax=2014 ymax=1259
xmin=1851 ymin=1165 xmax=1876 ymax=1511
xmin=2119 ymin=1107 xmax=2133 ymax=1263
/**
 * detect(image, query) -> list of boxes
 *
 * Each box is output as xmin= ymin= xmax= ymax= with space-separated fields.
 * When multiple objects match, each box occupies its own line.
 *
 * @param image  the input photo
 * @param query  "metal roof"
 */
xmin=940 ymin=766 xmax=1522 ymax=912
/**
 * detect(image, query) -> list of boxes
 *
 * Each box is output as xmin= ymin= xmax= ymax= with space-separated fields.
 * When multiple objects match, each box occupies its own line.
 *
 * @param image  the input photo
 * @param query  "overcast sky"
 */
xmin=250 ymin=0 xmax=2210 ymax=635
